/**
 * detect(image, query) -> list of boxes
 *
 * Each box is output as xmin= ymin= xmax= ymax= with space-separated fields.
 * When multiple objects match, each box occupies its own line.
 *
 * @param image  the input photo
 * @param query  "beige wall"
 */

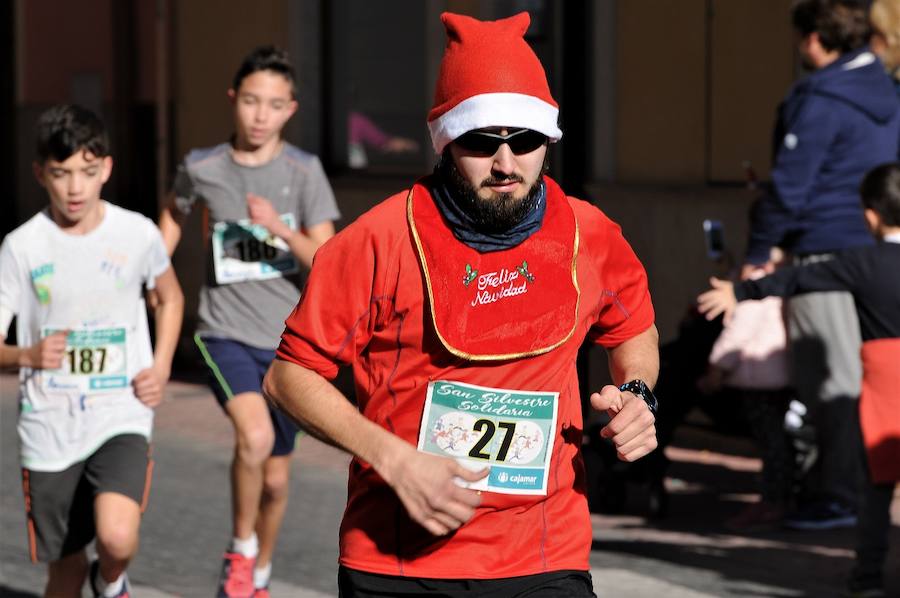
xmin=616 ymin=0 xmax=708 ymax=183
xmin=613 ymin=0 xmax=795 ymax=184
xmin=174 ymin=1 xmax=289 ymax=157
xmin=586 ymin=183 xmax=756 ymax=343
xmin=708 ymin=0 xmax=795 ymax=181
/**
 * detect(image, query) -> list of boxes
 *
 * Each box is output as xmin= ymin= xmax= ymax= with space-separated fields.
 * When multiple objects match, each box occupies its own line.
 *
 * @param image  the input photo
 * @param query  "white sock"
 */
xmin=99 ymin=572 xmax=125 ymax=598
xmin=231 ymin=533 xmax=259 ymax=558
xmin=254 ymin=562 xmax=272 ymax=589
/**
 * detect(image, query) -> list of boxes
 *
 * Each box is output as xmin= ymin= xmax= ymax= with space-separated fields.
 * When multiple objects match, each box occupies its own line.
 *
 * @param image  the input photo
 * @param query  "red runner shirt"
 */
xmin=276 ymin=177 xmax=655 ymax=578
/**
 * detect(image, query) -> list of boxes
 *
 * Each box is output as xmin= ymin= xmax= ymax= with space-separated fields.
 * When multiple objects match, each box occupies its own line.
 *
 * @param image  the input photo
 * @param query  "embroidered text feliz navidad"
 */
xmin=470 ymin=266 xmax=533 ymax=307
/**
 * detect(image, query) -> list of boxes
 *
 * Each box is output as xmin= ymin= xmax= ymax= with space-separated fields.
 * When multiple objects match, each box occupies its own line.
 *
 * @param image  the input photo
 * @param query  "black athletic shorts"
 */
xmin=195 ymin=334 xmax=300 ymax=456
xmin=338 ymin=566 xmax=596 ymax=597
xmin=21 ymin=434 xmax=152 ymax=563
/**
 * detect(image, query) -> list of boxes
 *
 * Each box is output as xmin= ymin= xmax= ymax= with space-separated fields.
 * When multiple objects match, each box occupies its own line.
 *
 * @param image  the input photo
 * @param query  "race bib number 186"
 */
xmin=417 ymin=380 xmax=559 ymax=495
xmin=211 ymin=213 xmax=299 ymax=285
xmin=40 ymin=327 xmax=128 ymax=394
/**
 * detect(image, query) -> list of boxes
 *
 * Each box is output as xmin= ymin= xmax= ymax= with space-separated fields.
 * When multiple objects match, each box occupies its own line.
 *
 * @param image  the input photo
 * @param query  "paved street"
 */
xmin=1 ymin=373 xmax=898 ymax=597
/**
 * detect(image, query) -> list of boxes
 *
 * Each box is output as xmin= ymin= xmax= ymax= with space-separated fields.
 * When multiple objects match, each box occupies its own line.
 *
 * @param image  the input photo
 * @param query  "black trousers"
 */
xmin=338 ymin=566 xmax=596 ymax=598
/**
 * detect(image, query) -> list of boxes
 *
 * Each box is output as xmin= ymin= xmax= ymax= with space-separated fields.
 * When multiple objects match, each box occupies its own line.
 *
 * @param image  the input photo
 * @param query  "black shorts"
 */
xmin=338 ymin=566 xmax=596 ymax=597
xmin=21 ymin=434 xmax=152 ymax=563
xmin=195 ymin=334 xmax=300 ymax=456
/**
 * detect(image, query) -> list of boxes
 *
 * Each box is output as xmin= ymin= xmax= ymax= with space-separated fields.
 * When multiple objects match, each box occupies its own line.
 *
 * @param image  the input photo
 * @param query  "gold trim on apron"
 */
xmin=407 ymin=184 xmax=581 ymax=361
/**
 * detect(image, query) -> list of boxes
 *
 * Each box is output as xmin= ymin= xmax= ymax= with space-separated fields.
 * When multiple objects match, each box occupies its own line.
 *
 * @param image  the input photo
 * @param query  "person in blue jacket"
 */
xmin=742 ymin=0 xmax=900 ymax=531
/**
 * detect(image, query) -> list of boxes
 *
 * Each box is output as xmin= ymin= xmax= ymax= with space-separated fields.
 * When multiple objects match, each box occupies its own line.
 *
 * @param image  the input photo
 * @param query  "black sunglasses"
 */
xmin=453 ymin=129 xmax=548 ymax=156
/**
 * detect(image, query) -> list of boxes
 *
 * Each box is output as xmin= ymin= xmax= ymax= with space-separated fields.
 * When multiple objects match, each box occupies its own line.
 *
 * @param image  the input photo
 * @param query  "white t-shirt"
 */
xmin=0 ymin=202 xmax=170 ymax=471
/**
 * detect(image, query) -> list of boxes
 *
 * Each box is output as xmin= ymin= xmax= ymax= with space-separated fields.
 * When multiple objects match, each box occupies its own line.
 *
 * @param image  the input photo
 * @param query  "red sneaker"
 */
xmin=217 ymin=551 xmax=256 ymax=598
xmin=253 ymin=588 xmax=271 ymax=598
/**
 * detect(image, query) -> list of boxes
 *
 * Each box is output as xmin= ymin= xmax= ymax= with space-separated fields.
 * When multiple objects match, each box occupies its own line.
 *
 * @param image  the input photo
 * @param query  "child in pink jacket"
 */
xmin=702 ymin=251 xmax=793 ymax=530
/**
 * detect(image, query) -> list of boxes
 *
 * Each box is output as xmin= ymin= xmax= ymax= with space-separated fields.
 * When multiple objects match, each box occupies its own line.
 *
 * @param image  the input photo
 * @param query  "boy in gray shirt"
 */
xmin=159 ymin=46 xmax=339 ymax=597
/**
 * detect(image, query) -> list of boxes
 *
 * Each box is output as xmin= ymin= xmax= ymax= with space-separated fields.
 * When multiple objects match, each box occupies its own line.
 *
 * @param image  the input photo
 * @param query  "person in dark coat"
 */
xmin=742 ymin=0 xmax=900 ymax=531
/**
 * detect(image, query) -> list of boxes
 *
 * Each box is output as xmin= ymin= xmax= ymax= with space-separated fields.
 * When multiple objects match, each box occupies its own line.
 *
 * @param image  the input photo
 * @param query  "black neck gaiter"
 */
xmin=430 ymin=169 xmax=546 ymax=253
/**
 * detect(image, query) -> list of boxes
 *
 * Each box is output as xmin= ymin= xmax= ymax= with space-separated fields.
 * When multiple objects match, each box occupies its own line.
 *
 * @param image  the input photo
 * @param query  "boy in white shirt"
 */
xmin=0 ymin=104 xmax=183 ymax=598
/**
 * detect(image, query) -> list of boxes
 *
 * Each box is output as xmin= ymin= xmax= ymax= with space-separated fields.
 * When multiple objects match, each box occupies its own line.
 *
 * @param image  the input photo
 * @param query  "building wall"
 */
xmin=19 ymin=0 xmax=116 ymax=105
xmin=615 ymin=0 xmax=709 ymax=183
xmin=597 ymin=0 xmax=797 ymax=345
xmin=708 ymin=0 xmax=795 ymax=181
xmin=15 ymin=0 xmax=116 ymax=222
xmin=9 ymin=0 xmax=804 ymax=353
xmin=611 ymin=0 xmax=795 ymax=183
xmin=591 ymin=0 xmax=618 ymax=182
xmin=587 ymin=183 xmax=755 ymax=342
xmin=173 ymin=1 xmax=289 ymax=158
xmin=13 ymin=0 xmax=167 ymax=226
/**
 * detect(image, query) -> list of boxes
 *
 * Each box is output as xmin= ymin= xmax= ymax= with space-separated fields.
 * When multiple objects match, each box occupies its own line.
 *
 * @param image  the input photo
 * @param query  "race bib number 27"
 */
xmin=417 ymin=380 xmax=559 ymax=495
xmin=40 ymin=327 xmax=128 ymax=394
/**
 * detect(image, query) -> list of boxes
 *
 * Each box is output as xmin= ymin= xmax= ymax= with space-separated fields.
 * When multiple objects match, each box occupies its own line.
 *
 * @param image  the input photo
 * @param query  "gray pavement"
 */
xmin=2 ymin=373 xmax=898 ymax=597
xmin=1 ymin=376 xmax=345 ymax=597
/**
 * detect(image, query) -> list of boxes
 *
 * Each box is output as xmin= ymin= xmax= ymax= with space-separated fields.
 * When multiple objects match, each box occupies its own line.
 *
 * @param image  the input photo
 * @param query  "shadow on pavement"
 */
xmin=0 ymin=585 xmax=40 ymax=598
xmin=588 ymin=437 xmax=899 ymax=598
xmin=591 ymin=535 xmax=852 ymax=598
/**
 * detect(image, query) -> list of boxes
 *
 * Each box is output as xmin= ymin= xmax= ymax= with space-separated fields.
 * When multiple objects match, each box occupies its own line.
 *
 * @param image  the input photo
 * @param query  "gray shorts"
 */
xmin=21 ymin=434 xmax=152 ymax=563
xmin=787 ymin=288 xmax=862 ymax=403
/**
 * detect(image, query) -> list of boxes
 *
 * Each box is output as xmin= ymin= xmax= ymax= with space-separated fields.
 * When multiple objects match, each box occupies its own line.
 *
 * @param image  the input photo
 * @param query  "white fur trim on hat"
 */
xmin=428 ymin=92 xmax=562 ymax=154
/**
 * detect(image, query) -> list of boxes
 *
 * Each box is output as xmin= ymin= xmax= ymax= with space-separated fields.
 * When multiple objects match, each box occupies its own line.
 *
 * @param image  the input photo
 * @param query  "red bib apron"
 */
xmin=408 ymin=176 xmax=580 ymax=360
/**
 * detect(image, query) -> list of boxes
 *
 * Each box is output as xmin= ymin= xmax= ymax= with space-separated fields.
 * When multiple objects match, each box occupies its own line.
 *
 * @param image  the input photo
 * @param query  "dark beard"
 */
xmin=438 ymin=156 xmax=544 ymax=235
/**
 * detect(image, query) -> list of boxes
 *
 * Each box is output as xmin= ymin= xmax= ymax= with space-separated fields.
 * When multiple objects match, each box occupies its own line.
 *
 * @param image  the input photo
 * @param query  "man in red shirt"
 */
xmin=264 ymin=12 xmax=659 ymax=597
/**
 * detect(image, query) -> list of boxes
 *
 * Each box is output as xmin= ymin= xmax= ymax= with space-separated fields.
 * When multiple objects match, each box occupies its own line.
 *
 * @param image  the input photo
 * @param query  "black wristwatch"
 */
xmin=618 ymin=379 xmax=658 ymax=418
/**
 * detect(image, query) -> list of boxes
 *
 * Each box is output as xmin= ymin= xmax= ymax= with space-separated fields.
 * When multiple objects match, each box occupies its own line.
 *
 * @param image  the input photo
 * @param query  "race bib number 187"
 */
xmin=417 ymin=380 xmax=559 ymax=495
xmin=40 ymin=327 xmax=128 ymax=394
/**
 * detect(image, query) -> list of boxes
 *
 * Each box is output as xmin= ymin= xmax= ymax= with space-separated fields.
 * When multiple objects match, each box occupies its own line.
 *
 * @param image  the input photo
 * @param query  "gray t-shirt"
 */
xmin=174 ymin=142 xmax=340 ymax=349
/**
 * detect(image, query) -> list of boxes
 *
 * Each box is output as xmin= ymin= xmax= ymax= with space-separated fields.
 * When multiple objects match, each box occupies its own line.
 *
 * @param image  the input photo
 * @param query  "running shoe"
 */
xmin=783 ymin=501 xmax=857 ymax=530
xmin=89 ymin=559 xmax=131 ymax=597
xmin=217 ymin=551 xmax=256 ymax=598
xmin=253 ymin=587 xmax=271 ymax=598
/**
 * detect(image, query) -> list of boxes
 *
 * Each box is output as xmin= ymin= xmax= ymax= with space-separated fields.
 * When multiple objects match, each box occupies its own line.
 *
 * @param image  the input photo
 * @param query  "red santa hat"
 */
xmin=427 ymin=12 xmax=563 ymax=154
